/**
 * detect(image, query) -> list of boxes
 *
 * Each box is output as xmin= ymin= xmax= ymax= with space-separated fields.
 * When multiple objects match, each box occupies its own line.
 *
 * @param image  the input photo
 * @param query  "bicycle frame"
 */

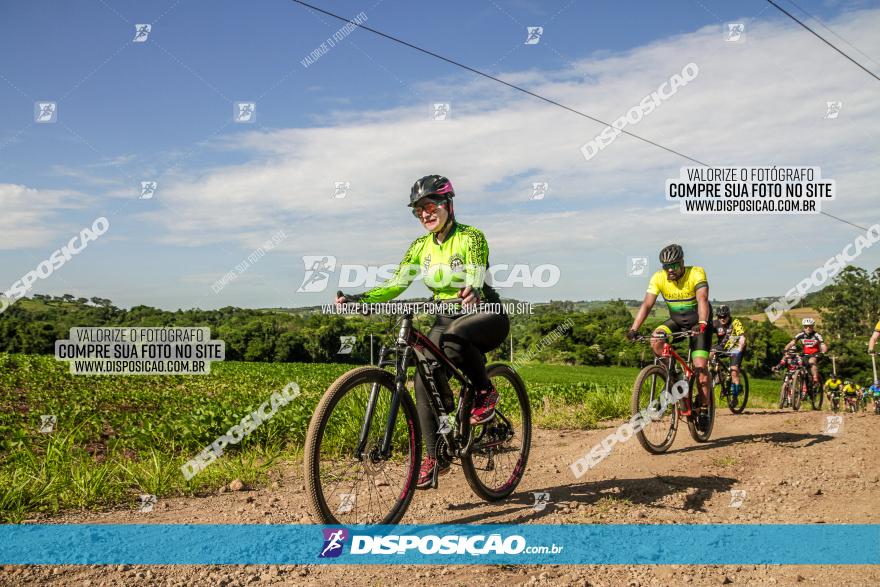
xmin=654 ymin=338 xmax=695 ymax=416
xmin=355 ymin=312 xmax=476 ymax=462
xmin=709 ymin=351 xmax=729 ymax=387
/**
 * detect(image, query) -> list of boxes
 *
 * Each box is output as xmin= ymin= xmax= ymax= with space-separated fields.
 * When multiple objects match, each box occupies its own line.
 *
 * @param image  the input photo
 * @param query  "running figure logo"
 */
xmin=133 ymin=24 xmax=151 ymax=42
xmin=728 ymin=489 xmax=746 ymax=508
xmin=725 ymin=23 xmax=745 ymax=42
xmin=332 ymin=181 xmax=351 ymax=199
xmin=318 ymin=528 xmax=349 ymax=558
xmin=432 ymin=103 xmax=450 ymax=121
xmin=235 ymin=102 xmax=256 ymax=123
xmin=138 ymin=494 xmax=157 ymax=513
xmin=530 ymin=182 xmax=549 ymax=200
xmin=139 ymin=181 xmax=158 ymax=200
xmin=35 ymin=102 xmax=57 ymax=123
xmin=297 ymin=256 xmax=337 ymax=292
xmin=824 ymin=415 xmax=843 ymax=435
xmin=337 ymin=336 xmax=355 ymax=355
xmin=532 ymin=492 xmax=550 ymax=512
xmin=628 ymin=256 xmax=648 ymax=277
xmin=336 ymin=494 xmax=356 ymax=514
xmin=39 ymin=415 xmax=56 ymax=433
xmin=824 ymin=101 xmax=842 ymax=119
xmin=525 ymin=27 xmax=543 ymax=45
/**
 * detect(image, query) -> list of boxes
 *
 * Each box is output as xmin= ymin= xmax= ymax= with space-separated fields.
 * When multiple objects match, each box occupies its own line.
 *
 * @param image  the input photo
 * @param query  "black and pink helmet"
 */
xmin=408 ymin=175 xmax=454 ymax=207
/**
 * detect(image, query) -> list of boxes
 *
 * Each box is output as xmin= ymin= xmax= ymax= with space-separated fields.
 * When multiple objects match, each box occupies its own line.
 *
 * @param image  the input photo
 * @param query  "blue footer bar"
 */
xmin=1 ymin=524 xmax=877 ymax=565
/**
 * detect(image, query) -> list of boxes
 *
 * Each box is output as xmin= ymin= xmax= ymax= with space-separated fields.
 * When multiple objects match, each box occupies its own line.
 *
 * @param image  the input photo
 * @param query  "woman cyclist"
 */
xmin=335 ymin=175 xmax=509 ymax=489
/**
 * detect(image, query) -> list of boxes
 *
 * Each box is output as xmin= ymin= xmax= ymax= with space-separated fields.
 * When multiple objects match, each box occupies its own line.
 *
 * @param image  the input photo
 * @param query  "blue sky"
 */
xmin=1 ymin=0 xmax=879 ymax=310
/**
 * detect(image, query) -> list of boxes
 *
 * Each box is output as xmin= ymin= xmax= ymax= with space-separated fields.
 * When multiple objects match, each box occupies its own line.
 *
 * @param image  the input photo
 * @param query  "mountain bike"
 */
xmin=803 ymin=354 xmax=825 ymax=410
xmin=630 ymin=331 xmax=715 ymax=454
xmin=709 ymin=348 xmax=749 ymax=414
xmin=304 ymin=301 xmax=531 ymax=525
xmin=827 ymin=389 xmax=841 ymax=412
xmin=844 ymin=393 xmax=859 ymax=413
xmin=774 ymin=349 xmax=822 ymax=411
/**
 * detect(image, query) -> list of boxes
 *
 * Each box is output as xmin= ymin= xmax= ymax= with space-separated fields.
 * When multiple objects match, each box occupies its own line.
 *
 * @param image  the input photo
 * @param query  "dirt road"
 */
xmin=4 ymin=408 xmax=879 ymax=586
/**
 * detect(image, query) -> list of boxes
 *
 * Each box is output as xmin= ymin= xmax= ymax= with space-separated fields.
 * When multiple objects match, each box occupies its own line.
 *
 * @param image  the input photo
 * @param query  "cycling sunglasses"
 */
xmin=662 ymin=262 xmax=682 ymax=271
xmin=411 ymin=199 xmax=446 ymax=218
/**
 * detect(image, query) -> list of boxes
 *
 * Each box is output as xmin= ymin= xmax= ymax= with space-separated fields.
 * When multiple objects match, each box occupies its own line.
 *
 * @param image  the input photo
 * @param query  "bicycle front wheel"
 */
xmin=687 ymin=374 xmax=715 ymax=442
xmin=728 ymin=370 xmax=749 ymax=415
xmin=791 ymin=373 xmax=803 ymax=411
xmin=304 ymin=366 xmax=420 ymax=525
xmin=462 ymin=363 xmax=532 ymax=502
xmin=810 ymin=382 xmax=824 ymax=411
xmin=631 ymin=365 xmax=678 ymax=454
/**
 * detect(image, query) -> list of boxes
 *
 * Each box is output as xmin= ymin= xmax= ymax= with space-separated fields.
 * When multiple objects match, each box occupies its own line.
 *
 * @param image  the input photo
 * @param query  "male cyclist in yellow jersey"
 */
xmin=842 ymin=380 xmax=860 ymax=410
xmin=628 ymin=244 xmax=713 ymax=424
xmin=824 ymin=374 xmax=842 ymax=403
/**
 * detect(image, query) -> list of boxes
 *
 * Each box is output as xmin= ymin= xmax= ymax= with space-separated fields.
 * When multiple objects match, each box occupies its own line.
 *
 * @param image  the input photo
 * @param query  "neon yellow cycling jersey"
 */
xmin=717 ymin=317 xmax=745 ymax=351
xmin=875 ymin=319 xmax=880 ymax=332
xmin=824 ymin=378 xmax=842 ymax=391
xmin=357 ymin=222 xmax=500 ymax=305
xmin=843 ymin=383 xmax=859 ymax=395
xmin=647 ymin=266 xmax=708 ymax=318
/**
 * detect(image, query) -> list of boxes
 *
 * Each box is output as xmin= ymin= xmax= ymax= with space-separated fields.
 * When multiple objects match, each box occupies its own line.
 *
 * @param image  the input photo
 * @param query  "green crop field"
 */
xmin=0 ymin=353 xmax=786 ymax=522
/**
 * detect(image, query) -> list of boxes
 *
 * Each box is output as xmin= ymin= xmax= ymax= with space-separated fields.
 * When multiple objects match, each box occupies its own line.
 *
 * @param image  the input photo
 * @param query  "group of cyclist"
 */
xmin=336 ymin=174 xmax=879 ymax=488
xmin=823 ymin=375 xmax=880 ymax=412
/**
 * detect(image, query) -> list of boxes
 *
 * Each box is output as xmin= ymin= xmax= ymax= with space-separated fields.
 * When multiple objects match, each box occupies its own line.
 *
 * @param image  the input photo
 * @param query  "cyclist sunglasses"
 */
xmin=411 ymin=199 xmax=446 ymax=218
xmin=662 ymin=261 xmax=682 ymax=270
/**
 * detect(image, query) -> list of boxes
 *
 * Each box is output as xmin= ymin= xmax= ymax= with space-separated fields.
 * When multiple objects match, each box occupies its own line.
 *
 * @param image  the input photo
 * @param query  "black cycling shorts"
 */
xmin=655 ymin=311 xmax=714 ymax=358
xmin=728 ymin=349 xmax=744 ymax=368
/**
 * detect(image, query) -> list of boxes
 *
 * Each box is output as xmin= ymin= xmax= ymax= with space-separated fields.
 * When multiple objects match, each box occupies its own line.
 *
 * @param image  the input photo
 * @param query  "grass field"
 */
xmin=0 ymin=354 xmax=786 ymax=522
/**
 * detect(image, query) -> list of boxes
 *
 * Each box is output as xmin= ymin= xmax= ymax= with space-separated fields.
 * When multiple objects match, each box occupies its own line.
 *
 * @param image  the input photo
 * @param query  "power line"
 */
xmin=784 ymin=0 xmax=880 ymax=70
xmin=766 ymin=0 xmax=880 ymax=83
xmin=290 ymin=0 xmax=870 ymax=232
xmin=290 ymin=0 xmax=710 ymax=167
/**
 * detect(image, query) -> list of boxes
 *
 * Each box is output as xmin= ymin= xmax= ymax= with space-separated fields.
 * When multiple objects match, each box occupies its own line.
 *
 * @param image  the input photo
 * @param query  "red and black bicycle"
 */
xmin=630 ymin=331 xmax=716 ymax=454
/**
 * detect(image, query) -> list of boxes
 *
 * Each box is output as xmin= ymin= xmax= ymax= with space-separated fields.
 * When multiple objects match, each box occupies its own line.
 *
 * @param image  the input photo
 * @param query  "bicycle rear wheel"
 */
xmin=631 ymin=365 xmax=678 ymax=454
xmin=462 ymin=363 xmax=532 ymax=501
xmin=304 ymin=366 xmax=420 ymax=525
xmin=687 ymin=374 xmax=715 ymax=442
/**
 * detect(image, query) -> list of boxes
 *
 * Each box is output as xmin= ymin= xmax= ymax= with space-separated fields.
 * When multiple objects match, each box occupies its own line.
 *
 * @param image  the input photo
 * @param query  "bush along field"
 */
xmin=0 ymin=353 xmax=788 ymax=522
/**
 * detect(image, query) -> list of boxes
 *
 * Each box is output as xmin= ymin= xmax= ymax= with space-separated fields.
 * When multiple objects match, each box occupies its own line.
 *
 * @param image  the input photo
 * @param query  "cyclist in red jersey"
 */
xmin=783 ymin=318 xmax=828 ymax=385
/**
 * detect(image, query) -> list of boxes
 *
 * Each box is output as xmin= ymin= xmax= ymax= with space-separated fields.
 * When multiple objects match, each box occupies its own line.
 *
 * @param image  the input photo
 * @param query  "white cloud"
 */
xmin=140 ymin=8 xmax=880 ymax=262
xmin=0 ymin=184 xmax=91 ymax=249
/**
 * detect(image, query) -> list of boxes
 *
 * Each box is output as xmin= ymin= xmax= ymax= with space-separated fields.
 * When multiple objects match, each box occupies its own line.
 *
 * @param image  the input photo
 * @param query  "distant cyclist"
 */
xmin=824 ymin=375 xmax=842 ymax=403
xmin=712 ymin=305 xmax=746 ymax=403
xmin=627 ymin=244 xmax=713 ymax=424
xmin=842 ymin=380 xmax=859 ymax=410
xmin=784 ymin=318 xmax=827 ymax=386
xmin=335 ymin=175 xmax=509 ymax=489
xmin=866 ymin=381 xmax=880 ymax=410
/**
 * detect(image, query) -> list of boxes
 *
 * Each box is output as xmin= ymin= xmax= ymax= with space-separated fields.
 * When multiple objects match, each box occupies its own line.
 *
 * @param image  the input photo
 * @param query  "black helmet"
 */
xmin=408 ymin=175 xmax=454 ymax=207
xmin=659 ymin=244 xmax=684 ymax=264
xmin=717 ymin=305 xmax=731 ymax=318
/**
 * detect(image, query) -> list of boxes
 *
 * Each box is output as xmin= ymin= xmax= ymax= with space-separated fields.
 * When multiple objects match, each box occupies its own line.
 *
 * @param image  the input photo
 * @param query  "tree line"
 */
xmin=0 ymin=265 xmax=876 ymax=380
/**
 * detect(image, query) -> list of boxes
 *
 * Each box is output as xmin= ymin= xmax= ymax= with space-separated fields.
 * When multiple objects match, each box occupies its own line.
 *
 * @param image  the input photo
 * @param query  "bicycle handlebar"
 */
xmin=633 ymin=330 xmax=697 ymax=344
